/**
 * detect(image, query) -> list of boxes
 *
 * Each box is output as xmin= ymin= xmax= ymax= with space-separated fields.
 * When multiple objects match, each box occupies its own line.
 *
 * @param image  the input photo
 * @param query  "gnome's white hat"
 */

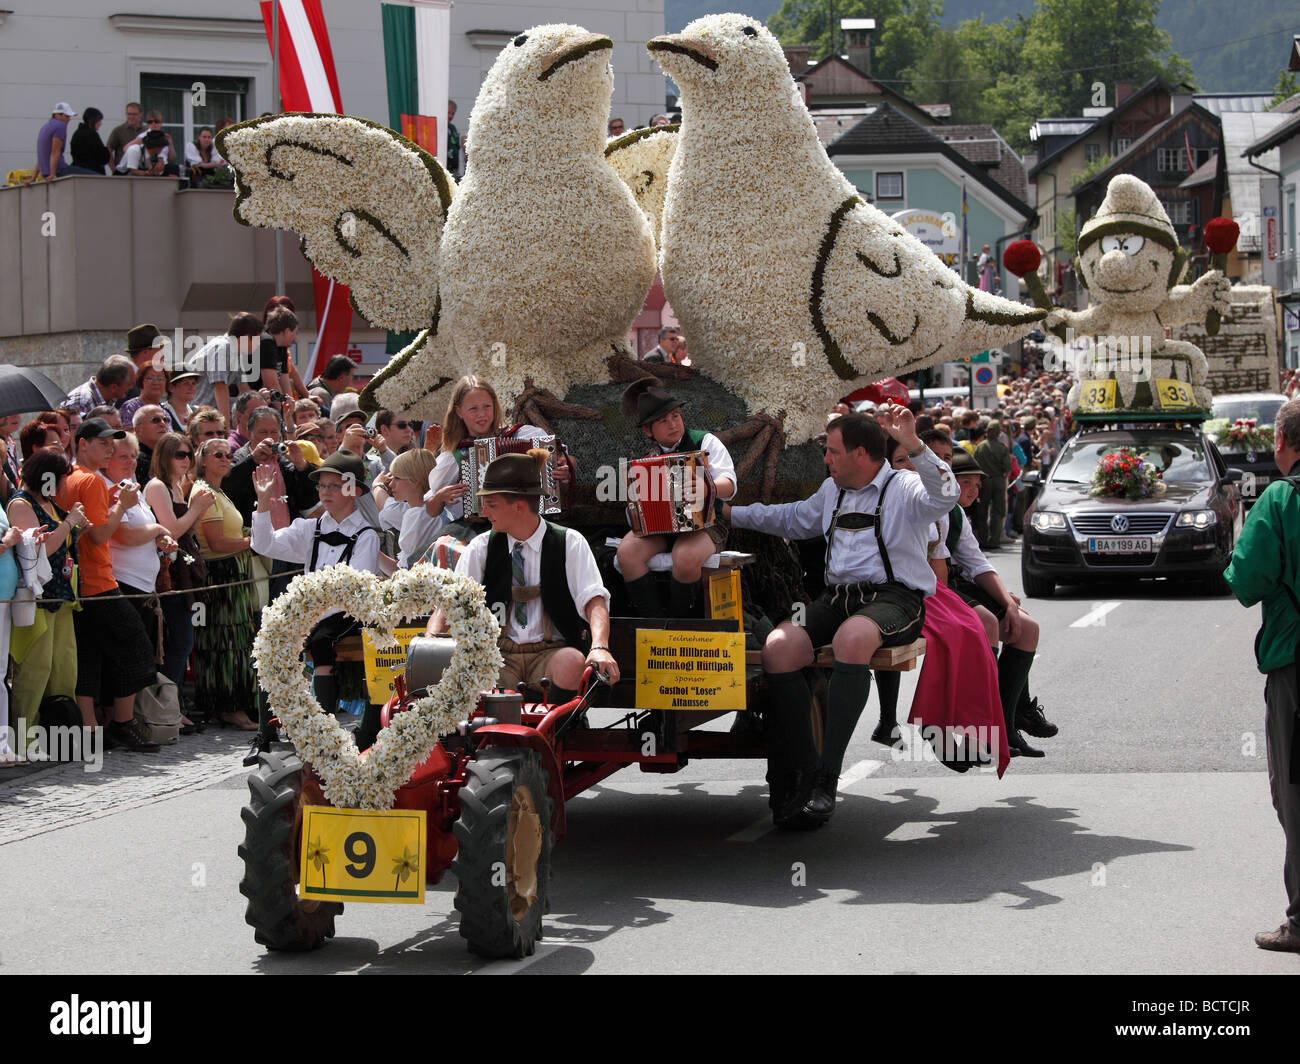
xmin=1078 ymin=174 xmax=1179 ymax=254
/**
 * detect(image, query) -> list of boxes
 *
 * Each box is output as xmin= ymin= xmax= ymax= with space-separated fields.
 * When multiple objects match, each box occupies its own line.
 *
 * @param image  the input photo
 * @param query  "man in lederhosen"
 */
xmin=721 ymin=408 xmax=957 ymax=829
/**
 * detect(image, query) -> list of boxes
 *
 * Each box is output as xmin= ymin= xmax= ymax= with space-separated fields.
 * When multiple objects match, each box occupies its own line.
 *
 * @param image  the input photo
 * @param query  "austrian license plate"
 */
xmin=1087 ymin=537 xmax=1153 ymax=554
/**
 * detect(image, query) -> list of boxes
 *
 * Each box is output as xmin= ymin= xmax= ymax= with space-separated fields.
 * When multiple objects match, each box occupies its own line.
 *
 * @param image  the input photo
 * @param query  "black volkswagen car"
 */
xmin=1020 ymin=422 xmax=1243 ymax=597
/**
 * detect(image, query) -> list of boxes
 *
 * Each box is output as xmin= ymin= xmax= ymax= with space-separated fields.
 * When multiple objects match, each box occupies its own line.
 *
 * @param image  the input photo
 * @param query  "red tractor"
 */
xmin=239 ymin=605 xmax=924 ymax=959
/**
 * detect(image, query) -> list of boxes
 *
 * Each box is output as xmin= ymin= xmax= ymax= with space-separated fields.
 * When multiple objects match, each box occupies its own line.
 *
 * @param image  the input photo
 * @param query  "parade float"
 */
xmin=1022 ymin=174 xmax=1232 ymax=421
xmin=222 ymin=15 xmax=1045 ymax=959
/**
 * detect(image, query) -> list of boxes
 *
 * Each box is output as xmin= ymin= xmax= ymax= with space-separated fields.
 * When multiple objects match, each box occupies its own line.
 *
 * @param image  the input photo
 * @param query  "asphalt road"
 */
xmin=0 ymin=543 xmax=1292 ymax=976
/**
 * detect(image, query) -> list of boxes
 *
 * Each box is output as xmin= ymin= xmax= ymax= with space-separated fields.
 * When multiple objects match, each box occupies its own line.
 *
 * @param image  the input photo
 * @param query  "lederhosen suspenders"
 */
xmin=825 ymin=472 xmax=896 ymax=592
xmin=308 ymin=518 xmax=375 ymax=571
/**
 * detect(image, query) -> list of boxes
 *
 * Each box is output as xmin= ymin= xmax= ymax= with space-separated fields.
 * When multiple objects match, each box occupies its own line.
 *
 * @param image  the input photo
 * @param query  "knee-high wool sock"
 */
xmin=820 ymin=662 xmax=873 ymax=780
xmin=874 ymin=668 xmax=900 ymax=730
xmin=996 ymin=645 xmax=1035 ymax=733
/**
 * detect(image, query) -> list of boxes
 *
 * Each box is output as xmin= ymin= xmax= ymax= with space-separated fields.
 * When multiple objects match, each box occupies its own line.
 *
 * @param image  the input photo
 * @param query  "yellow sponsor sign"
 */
xmin=635 ymin=629 xmax=746 ymax=711
xmin=708 ymin=569 xmax=742 ymax=622
xmin=300 ymin=806 xmax=426 ymax=904
xmin=1155 ymin=378 xmax=1195 ymax=409
xmin=1077 ymin=379 xmax=1116 ymax=412
xmin=362 ymin=625 xmax=427 ymax=703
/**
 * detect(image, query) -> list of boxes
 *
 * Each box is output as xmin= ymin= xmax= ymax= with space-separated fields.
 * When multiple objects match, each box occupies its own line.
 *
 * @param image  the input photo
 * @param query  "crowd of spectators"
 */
xmin=0 ymin=308 xmax=431 ymax=764
xmin=28 ymin=100 xmax=232 ymax=187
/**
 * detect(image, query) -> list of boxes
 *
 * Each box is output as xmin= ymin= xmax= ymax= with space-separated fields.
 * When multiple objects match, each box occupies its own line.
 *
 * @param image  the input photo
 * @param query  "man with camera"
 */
xmin=225 ymin=407 xmax=317 ymax=524
xmin=116 ymin=128 xmax=178 ymax=177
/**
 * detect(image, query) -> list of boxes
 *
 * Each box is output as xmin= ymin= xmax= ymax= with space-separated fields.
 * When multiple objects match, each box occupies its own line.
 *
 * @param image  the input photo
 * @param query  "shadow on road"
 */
xmin=242 ymin=781 xmax=1192 ymax=972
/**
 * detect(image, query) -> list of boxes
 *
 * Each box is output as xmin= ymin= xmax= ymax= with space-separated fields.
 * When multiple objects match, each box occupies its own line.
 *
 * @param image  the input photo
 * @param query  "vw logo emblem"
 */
xmin=1247 ymin=450 xmax=1257 ymax=464
xmin=1111 ymin=515 xmax=1130 ymax=533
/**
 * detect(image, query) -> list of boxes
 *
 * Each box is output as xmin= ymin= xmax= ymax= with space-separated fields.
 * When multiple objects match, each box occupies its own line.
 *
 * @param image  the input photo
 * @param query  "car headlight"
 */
xmin=1031 ymin=511 xmax=1068 ymax=532
xmin=1175 ymin=510 xmax=1218 ymax=529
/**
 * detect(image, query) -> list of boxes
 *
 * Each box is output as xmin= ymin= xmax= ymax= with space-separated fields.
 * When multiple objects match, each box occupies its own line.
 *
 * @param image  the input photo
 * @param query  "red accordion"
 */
xmin=459 ymin=434 xmax=565 ymax=518
xmin=625 ymin=451 xmax=716 ymax=536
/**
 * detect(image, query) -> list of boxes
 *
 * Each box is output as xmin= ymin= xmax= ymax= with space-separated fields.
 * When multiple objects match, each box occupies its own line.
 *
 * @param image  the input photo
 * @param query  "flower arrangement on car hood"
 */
xmin=1089 ymin=448 xmax=1164 ymax=500
xmin=1220 ymin=418 xmax=1273 ymax=453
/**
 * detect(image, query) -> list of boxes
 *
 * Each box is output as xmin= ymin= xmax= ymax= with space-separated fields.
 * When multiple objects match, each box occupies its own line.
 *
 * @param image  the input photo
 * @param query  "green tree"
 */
xmin=1272 ymin=68 xmax=1299 ymax=109
xmin=1071 ymin=153 xmax=1113 ymax=191
xmin=906 ymin=28 xmax=979 ymax=119
xmin=767 ymin=0 xmax=939 ymax=84
xmin=1055 ymin=206 xmax=1078 ymax=259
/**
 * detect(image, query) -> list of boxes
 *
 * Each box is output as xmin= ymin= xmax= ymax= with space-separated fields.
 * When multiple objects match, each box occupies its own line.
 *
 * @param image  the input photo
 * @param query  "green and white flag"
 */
xmin=381 ymin=0 xmax=450 ymax=165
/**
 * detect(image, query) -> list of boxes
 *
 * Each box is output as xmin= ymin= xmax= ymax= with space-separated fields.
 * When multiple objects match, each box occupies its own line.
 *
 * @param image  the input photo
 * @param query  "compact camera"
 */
xmin=271 ymin=442 xmax=289 ymax=456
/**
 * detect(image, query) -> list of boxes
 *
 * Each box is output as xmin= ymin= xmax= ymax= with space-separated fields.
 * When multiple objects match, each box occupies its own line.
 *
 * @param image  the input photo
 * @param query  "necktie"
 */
xmin=511 ymin=543 xmax=527 ymax=627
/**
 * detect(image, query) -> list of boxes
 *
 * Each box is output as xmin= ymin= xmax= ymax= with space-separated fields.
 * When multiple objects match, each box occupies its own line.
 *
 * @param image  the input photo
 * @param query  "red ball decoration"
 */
xmin=1204 ymin=217 xmax=1239 ymax=255
xmin=1003 ymin=240 xmax=1042 ymax=278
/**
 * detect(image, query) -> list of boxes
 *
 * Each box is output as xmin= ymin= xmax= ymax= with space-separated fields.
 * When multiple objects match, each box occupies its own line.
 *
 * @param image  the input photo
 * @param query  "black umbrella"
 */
xmin=0 ymin=364 xmax=72 ymax=419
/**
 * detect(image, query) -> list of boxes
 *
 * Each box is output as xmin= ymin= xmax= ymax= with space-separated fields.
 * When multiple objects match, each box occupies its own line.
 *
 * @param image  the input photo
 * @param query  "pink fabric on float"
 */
xmin=908 ymin=581 xmax=1010 ymax=777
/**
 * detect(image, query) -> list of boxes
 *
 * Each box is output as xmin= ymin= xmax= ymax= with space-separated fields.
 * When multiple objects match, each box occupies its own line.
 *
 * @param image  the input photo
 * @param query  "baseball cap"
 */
xmin=52 ymin=102 xmax=77 ymax=117
xmin=75 ymin=417 xmax=126 ymax=444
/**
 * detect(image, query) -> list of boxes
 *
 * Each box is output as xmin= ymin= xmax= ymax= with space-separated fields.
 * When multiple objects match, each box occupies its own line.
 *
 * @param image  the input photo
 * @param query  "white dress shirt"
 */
xmin=424 ymin=426 xmax=551 ymax=523
xmin=936 ymin=509 xmax=996 ymax=581
xmin=117 ymin=143 xmax=171 ymax=173
xmin=455 ymin=519 xmax=609 ymax=644
xmin=398 ymin=505 xmax=442 ymax=568
xmin=730 ymin=447 xmax=957 ymax=596
xmin=653 ymin=429 xmax=737 ymax=500
xmin=252 ymin=506 xmax=382 ymax=617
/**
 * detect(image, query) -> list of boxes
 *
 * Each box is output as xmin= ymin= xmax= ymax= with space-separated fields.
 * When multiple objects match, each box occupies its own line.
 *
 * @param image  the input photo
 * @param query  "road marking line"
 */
xmin=1069 ymin=601 xmax=1122 ymax=628
xmin=473 ymin=941 xmax=562 ymax=975
xmin=839 ymin=759 xmax=884 ymax=792
xmin=728 ymin=816 xmax=773 ymax=843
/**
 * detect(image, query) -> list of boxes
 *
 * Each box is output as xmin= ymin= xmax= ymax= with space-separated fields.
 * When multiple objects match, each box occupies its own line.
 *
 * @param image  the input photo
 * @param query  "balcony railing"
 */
xmin=0 ymin=175 xmax=319 ymax=340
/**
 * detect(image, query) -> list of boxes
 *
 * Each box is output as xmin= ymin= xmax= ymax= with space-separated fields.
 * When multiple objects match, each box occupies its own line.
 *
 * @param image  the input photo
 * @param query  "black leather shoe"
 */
xmin=1007 ymin=730 xmax=1045 ymax=757
xmin=871 ymin=722 xmax=904 ymax=749
xmin=242 ymin=732 xmax=274 ymax=767
xmin=1017 ymin=697 xmax=1058 ymax=738
xmin=802 ymin=768 xmax=837 ymax=824
xmin=772 ymin=772 xmax=821 ymax=830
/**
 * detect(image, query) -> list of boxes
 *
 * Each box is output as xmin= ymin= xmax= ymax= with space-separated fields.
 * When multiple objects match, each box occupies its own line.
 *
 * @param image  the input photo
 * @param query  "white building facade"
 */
xmin=0 ymin=0 xmax=667 ymax=178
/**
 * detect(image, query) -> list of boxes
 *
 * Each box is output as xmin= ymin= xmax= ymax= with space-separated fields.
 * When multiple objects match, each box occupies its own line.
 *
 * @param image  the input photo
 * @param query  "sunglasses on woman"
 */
xmin=175 ymin=450 xmax=193 ymax=459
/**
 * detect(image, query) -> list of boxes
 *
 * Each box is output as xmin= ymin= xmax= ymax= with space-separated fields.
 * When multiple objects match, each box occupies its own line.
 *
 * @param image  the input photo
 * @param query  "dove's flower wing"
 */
xmin=604 ymin=125 xmax=678 ymax=251
xmin=217 ymin=113 xmax=453 ymax=331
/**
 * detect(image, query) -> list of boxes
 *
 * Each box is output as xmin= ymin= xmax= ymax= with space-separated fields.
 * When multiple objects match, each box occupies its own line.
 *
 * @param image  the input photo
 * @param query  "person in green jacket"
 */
xmin=973 ymin=420 xmax=1013 ymax=550
xmin=1225 ymin=397 xmax=1300 ymax=953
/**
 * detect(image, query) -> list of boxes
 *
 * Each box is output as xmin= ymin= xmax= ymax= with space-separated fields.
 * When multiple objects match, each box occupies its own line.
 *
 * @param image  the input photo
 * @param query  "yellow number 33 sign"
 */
xmin=1156 ymin=379 xmax=1195 ymax=409
xmin=1077 ymin=379 xmax=1116 ymax=412
xmin=300 ymin=806 xmax=426 ymax=904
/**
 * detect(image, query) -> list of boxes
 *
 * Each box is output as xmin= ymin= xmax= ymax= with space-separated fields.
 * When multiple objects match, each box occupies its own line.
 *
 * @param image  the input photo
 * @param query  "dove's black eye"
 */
xmin=513 ymin=34 xmax=528 ymax=47
xmin=741 ymin=25 xmax=758 ymax=36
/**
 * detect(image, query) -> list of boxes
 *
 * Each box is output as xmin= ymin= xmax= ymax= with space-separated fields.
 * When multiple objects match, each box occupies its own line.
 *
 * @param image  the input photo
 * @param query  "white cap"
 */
xmin=52 ymin=102 xmax=77 ymax=117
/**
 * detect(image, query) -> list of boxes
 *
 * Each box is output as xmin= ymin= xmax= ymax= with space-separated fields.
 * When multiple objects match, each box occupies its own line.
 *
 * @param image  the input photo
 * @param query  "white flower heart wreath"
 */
xmin=252 ymin=565 xmax=502 ymax=810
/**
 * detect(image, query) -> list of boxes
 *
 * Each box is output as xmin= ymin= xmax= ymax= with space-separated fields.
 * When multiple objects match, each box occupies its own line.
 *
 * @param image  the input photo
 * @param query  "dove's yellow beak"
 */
xmin=647 ymin=34 xmax=719 ymax=72
xmin=538 ymin=32 xmax=612 ymax=82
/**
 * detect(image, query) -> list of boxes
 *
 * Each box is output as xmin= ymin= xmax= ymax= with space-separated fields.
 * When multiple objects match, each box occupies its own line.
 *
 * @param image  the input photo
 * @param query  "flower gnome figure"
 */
xmin=1050 ymin=175 xmax=1230 ymax=415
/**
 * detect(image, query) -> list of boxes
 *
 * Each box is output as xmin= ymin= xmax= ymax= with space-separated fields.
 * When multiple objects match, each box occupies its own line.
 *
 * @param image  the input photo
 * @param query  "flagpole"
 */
xmin=272 ymin=0 xmax=284 ymax=297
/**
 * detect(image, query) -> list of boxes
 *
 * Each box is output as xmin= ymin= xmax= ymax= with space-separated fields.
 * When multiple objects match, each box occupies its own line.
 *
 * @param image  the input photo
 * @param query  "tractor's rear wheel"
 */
xmin=452 ymin=749 xmax=553 ymax=959
xmin=238 ymin=749 xmax=342 ymax=951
